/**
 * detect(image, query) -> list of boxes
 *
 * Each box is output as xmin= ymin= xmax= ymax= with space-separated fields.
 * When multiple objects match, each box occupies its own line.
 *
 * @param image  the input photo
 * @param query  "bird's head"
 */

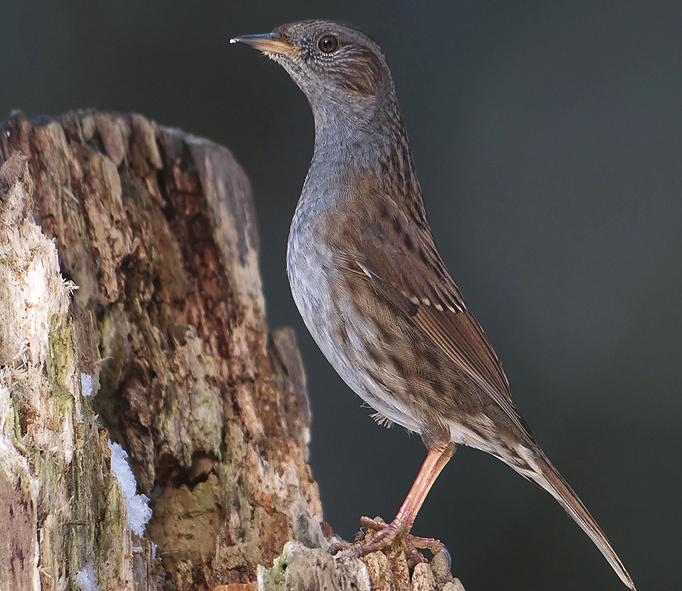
xmin=231 ymin=20 xmax=395 ymax=125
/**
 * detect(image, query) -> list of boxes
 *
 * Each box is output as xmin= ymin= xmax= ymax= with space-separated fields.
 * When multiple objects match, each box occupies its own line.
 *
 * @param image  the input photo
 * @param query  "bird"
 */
xmin=231 ymin=20 xmax=635 ymax=589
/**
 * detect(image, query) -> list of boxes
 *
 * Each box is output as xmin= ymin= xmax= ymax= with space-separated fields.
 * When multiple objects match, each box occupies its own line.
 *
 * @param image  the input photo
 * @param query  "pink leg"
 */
xmin=329 ymin=443 xmax=456 ymax=557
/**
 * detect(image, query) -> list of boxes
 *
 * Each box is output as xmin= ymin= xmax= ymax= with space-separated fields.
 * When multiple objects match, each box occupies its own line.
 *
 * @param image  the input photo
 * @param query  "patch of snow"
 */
xmin=80 ymin=372 xmax=94 ymax=397
xmin=108 ymin=441 xmax=152 ymax=536
xmin=75 ymin=563 xmax=99 ymax=591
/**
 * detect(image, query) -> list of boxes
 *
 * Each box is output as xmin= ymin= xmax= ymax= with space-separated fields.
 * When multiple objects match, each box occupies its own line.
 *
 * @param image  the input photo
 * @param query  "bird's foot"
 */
xmin=328 ymin=516 xmax=443 ymax=563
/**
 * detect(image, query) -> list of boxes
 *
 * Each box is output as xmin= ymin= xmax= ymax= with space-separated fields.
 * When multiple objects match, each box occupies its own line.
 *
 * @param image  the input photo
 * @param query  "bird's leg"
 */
xmin=329 ymin=443 xmax=456 ymax=558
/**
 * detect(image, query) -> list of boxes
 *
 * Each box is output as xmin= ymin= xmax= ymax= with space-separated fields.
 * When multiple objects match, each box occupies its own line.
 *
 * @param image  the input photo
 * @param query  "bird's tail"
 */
xmin=511 ymin=445 xmax=635 ymax=589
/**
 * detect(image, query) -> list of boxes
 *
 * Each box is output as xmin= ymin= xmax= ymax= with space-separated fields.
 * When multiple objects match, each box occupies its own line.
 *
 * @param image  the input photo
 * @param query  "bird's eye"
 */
xmin=317 ymin=34 xmax=338 ymax=53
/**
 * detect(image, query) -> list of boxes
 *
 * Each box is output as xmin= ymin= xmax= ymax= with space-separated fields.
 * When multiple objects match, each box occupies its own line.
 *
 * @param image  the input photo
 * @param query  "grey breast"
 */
xmin=286 ymin=182 xmax=423 ymax=434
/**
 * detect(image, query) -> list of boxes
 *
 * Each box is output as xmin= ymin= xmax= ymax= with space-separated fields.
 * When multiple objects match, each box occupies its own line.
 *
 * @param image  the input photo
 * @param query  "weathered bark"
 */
xmin=0 ymin=111 xmax=462 ymax=591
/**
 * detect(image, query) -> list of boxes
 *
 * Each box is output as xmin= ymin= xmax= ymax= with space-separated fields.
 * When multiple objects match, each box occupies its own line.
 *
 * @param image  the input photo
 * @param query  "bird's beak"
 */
xmin=229 ymin=32 xmax=300 ymax=57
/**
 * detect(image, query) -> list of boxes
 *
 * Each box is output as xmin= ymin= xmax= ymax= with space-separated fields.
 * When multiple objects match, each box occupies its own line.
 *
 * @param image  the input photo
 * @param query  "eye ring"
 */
xmin=317 ymin=34 xmax=338 ymax=53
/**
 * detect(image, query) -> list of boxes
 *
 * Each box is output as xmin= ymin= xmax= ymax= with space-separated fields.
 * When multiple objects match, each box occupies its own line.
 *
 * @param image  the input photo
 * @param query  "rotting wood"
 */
xmin=0 ymin=110 xmax=462 ymax=590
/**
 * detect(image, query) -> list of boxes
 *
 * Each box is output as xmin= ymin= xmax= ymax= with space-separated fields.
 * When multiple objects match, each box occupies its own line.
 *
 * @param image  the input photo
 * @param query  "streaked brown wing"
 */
xmin=332 ymin=195 xmax=530 ymax=436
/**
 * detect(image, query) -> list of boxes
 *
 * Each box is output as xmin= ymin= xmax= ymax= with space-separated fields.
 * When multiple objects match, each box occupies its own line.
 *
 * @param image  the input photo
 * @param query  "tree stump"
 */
xmin=0 ymin=111 xmax=462 ymax=591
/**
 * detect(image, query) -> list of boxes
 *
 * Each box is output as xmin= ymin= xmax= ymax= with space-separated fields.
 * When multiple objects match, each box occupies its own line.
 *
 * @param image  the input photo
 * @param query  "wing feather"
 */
xmin=332 ymin=195 xmax=531 ymax=438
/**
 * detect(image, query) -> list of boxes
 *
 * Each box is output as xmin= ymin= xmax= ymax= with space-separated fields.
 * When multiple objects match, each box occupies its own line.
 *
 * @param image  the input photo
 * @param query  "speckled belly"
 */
xmin=286 ymin=225 xmax=422 ymax=434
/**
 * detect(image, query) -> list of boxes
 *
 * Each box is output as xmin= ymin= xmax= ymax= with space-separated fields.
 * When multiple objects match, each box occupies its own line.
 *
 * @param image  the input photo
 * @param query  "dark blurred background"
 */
xmin=2 ymin=1 xmax=680 ymax=589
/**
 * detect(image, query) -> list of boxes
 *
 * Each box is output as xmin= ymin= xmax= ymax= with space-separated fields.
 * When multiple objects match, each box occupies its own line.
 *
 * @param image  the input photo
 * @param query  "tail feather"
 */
xmin=514 ymin=446 xmax=635 ymax=589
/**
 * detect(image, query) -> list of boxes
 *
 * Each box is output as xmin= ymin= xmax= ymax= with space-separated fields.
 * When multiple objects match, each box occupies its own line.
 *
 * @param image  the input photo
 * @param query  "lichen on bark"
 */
xmin=0 ymin=152 xmax=138 ymax=590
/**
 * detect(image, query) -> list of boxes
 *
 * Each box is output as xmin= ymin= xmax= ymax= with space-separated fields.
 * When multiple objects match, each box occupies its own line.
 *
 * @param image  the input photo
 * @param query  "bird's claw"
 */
xmin=327 ymin=515 xmax=443 ymax=563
